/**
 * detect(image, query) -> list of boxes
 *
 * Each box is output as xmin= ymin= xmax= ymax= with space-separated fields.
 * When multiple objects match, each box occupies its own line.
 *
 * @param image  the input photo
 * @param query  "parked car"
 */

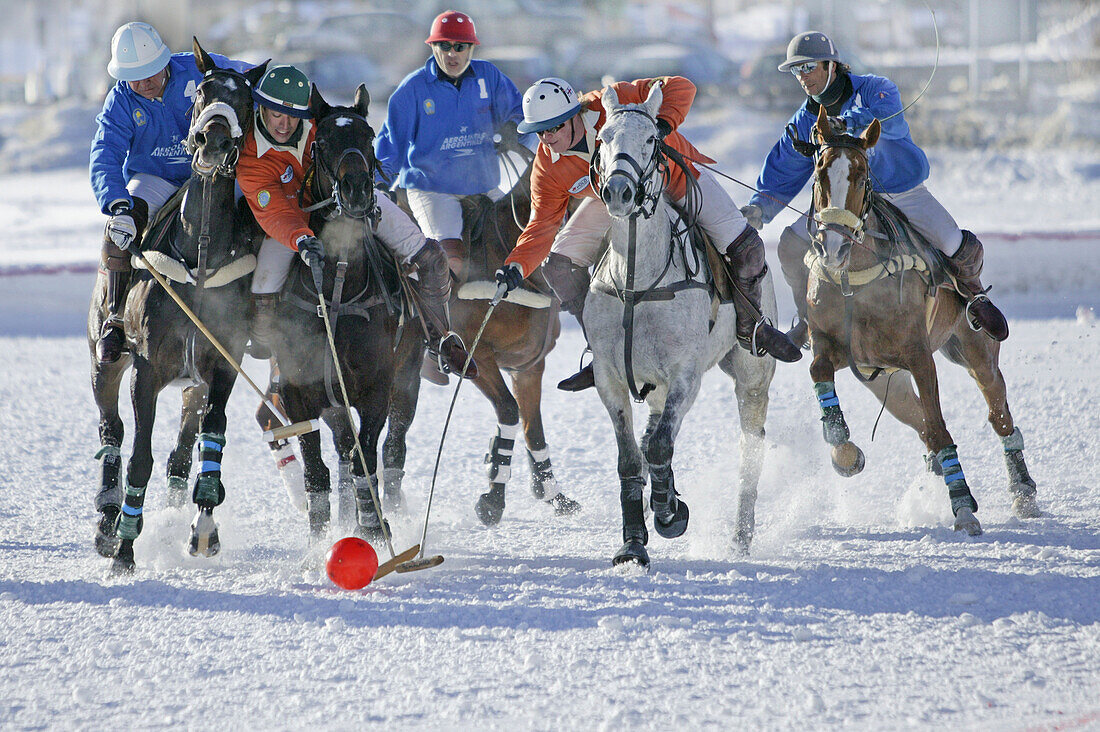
xmin=608 ymin=42 xmax=739 ymax=96
xmin=477 ymin=46 xmax=553 ymax=91
xmin=276 ymin=11 xmax=425 ymax=92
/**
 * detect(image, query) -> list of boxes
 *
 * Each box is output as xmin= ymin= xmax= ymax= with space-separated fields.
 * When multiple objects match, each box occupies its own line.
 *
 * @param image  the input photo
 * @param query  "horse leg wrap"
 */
xmin=936 ymin=444 xmax=978 ymax=515
xmin=528 ymin=447 xmax=557 ymax=500
xmin=354 ymin=475 xmax=382 ymax=529
xmin=650 ymin=462 xmax=689 ymax=539
xmin=1002 ymin=427 xmax=1036 ymax=499
xmin=117 ymin=482 xmax=147 ymax=541
xmin=815 ymin=382 xmax=850 ymax=446
xmin=307 ymin=490 xmax=331 ymax=535
xmin=94 ymin=445 xmax=122 ymax=511
xmin=620 ymin=476 xmax=649 ymax=546
xmin=192 ymin=432 xmax=226 ymax=508
xmin=485 ymin=424 xmax=517 ymax=486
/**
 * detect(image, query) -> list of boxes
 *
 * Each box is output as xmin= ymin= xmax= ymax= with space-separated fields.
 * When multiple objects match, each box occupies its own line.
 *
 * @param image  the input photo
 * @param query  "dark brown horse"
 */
xmin=383 ymin=151 xmax=580 ymax=526
xmin=796 ymin=105 xmax=1038 ymax=535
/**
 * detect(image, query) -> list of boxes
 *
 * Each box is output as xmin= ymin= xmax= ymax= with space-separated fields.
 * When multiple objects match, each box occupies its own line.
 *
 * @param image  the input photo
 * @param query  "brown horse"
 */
xmin=795 ymin=105 xmax=1038 ymax=536
xmin=383 ymin=154 xmax=581 ymax=525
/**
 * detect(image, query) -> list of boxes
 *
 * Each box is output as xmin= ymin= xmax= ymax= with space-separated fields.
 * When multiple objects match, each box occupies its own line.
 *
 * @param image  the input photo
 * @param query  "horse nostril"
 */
xmin=193 ymin=131 xmax=206 ymax=147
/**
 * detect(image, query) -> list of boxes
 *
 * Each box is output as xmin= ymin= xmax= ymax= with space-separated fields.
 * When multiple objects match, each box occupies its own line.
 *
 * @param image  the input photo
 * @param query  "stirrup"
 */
xmin=964 ymin=290 xmax=992 ymax=332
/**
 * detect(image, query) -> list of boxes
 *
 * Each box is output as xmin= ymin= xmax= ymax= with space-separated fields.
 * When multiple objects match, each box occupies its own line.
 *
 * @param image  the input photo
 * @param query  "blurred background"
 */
xmin=0 ymin=0 xmax=1097 ymax=173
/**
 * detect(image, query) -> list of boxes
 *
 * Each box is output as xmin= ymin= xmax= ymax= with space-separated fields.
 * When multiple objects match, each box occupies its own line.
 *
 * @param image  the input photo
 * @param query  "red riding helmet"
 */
xmin=425 ymin=10 xmax=480 ymax=46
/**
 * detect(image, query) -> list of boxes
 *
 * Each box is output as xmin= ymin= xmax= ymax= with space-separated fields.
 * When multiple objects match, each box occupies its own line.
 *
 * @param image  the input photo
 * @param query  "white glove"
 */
xmin=740 ymin=204 xmax=764 ymax=231
xmin=105 ymin=212 xmax=138 ymax=251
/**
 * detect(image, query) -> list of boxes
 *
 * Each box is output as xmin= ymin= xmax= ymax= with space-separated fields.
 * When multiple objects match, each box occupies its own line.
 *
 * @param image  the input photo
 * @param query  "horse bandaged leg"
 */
xmin=476 ymin=423 xmax=516 ymax=526
xmin=1002 ymin=427 xmax=1040 ymax=518
xmin=529 ymin=447 xmax=581 ymax=515
xmin=935 ymin=444 xmax=981 ymax=535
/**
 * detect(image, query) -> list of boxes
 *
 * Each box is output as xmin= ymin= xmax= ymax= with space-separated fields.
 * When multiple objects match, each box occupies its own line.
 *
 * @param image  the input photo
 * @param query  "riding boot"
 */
xmin=410 ymin=241 xmax=478 ymax=379
xmin=723 ymin=226 xmax=802 ymax=363
xmin=777 ymin=227 xmax=812 ymax=349
xmin=248 ymin=293 xmax=279 ymax=360
xmin=97 ymin=197 xmax=148 ymax=364
xmin=544 ymin=252 xmax=595 ymax=391
xmin=944 ymin=230 xmax=1009 ymax=342
xmin=419 ymin=237 xmax=469 ymax=385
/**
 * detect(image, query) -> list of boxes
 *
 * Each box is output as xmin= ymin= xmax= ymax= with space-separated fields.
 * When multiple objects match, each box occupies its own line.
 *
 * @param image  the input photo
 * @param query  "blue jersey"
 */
xmin=90 ymin=52 xmax=248 ymax=214
xmin=749 ymin=73 xmax=930 ymax=224
xmin=374 ymin=58 xmax=524 ymax=195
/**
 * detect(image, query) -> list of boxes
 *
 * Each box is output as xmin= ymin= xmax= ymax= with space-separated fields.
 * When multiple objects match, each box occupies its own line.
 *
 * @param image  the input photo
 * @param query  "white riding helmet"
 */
xmin=517 ymin=77 xmax=581 ymax=134
xmin=107 ymin=22 xmax=172 ymax=82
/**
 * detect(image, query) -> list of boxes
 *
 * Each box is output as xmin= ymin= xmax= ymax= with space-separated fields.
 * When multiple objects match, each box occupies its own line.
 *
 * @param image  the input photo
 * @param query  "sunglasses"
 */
xmin=537 ymin=121 xmax=567 ymax=137
xmin=789 ymin=61 xmax=822 ymax=76
xmin=435 ymin=41 xmax=470 ymax=53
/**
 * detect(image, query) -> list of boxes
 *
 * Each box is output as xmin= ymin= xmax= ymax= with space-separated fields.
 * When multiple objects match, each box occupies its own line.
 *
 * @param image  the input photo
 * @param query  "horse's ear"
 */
xmin=814 ymin=104 xmax=832 ymax=142
xmin=601 ymin=85 xmax=620 ymax=114
xmin=861 ymin=117 xmax=881 ymax=148
xmin=244 ymin=60 xmax=269 ymax=90
xmin=193 ymin=37 xmax=217 ymax=74
xmin=354 ymin=85 xmax=370 ymax=119
xmin=643 ymin=80 xmax=663 ymax=120
xmin=309 ymin=84 xmax=330 ymax=121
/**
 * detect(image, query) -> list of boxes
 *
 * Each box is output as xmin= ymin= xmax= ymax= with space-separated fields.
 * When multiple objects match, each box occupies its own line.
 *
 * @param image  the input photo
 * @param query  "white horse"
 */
xmin=584 ymin=84 xmax=778 ymax=569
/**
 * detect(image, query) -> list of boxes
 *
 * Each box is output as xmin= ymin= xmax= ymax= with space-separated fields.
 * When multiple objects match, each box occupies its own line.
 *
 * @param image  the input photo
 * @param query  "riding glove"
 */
xmin=495 ymin=120 xmax=520 ymax=151
xmin=296 ymin=235 xmax=325 ymax=267
xmin=655 ymin=117 xmax=673 ymax=140
xmin=106 ymin=204 xmax=138 ymax=251
xmin=740 ymin=204 xmax=764 ymax=231
xmin=495 ymin=262 xmax=524 ymax=293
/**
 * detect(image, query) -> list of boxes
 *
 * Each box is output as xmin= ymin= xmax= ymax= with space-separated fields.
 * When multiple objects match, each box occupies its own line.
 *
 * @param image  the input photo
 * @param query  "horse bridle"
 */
xmin=592 ymin=107 xmax=665 ymax=220
xmin=186 ymin=68 xmax=253 ymax=178
xmin=809 ymin=138 xmax=873 ymax=251
xmin=307 ymin=113 xmax=379 ymax=224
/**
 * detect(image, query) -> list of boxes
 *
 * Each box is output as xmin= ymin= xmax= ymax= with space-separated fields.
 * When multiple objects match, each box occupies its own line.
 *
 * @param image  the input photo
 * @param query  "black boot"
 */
xmin=723 ymin=227 xmax=802 ymax=363
xmin=410 ymin=241 xmax=478 ymax=379
xmin=248 ymin=293 xmax=279 ymax=360
xmin=945 ymin=230 xmax=1009 ymax=342
xmin=544 ymin=252 xmax=595 ymax=391
xmin=97 ymin=267 xmax=130 ymax=364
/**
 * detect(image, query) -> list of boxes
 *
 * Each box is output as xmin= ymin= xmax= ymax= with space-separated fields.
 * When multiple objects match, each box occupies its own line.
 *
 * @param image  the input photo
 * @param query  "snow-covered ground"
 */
xmin=1 ymin=105 xmax=1098 ymax=729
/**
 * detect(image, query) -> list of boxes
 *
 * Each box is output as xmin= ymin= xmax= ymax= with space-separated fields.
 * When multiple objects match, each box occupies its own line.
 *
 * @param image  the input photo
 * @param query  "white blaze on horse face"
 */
xmin=823 ymin=154 xmax=853 ymax=266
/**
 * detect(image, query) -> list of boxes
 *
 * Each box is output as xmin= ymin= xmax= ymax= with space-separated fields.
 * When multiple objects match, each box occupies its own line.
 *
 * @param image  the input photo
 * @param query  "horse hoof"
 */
xmin=354 ymin=519 xmax=390 ymax=545
xmin=111 ymin=542 xmax=135 ymax=575
xmin=654 ymin=499 xmax=689 ymax=539
xmin=953 ymin=506 xmax=983 ymax=536
xmin=166 ymin=476 xmax=189 ymax=508
xmin=188 ymin=509 xmax=221 ymax=557
xmin=475 ymin=491 xmax=505 ymax=526
xmin=831 ymin=442 xmax=865 ymax=477
xmin=94 ymin=507 xmax=121 ymax=558
xmin=1012 ymin=493 xmax=1041 ymax=519
xmin=548 ymin=492 xmax=581 ymax=516
xmin=734 ymin=526 xmax=754 ymax=556
xmin=612 ymin=540 xmax=650 ymax=570
xmin=383 ymin=487 xmax=407 ymax=515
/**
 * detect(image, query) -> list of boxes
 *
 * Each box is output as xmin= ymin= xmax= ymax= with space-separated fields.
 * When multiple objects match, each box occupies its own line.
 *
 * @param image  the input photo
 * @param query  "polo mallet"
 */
xmin=308 ymin=261 xmax=422 ymax=580
xmin=130 ymin=248 xmax=318 ymax=442
xmin=396 ymin=281 xmax=508 ymax=573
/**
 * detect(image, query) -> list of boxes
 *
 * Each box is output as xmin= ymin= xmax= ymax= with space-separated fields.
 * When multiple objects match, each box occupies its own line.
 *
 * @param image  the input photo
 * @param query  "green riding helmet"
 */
xmin=252 ymin=64 xmax=312 ymax=118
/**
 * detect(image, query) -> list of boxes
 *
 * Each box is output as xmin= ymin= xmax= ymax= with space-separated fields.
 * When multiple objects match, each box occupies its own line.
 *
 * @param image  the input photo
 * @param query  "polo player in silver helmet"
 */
xmin=742 ymin=31 xmax=1009 ymax=346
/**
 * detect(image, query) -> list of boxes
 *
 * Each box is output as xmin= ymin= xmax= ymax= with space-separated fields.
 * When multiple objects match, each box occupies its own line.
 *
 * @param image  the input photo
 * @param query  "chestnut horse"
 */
xmin=796 ymin=105 xmax=1038 ymax=535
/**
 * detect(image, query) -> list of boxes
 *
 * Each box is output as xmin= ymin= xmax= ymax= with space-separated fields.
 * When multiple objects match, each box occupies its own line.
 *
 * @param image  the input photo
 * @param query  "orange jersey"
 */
xmin=505 ymin=76 xmax=713 ymax=277
xmin=237 ymin=121 xmax=316 ymax=250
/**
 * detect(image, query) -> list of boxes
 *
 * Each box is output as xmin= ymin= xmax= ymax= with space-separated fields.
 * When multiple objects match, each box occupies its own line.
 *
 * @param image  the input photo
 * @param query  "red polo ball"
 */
xmin=325 ymin=537 xmax=378 ymax=590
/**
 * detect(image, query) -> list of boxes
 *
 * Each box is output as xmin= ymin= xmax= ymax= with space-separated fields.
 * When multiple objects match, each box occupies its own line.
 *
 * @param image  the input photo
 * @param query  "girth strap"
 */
xmin=323 ymin=262 xmax=350 ymax=408
xmin=804 ymin=248 xmax=928 ymax=289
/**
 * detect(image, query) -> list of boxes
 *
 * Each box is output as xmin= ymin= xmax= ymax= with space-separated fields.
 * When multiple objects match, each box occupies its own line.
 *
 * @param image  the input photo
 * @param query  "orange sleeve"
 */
xmin=237 ymin=139 xmax=313 ymax=250
xmin=504 ymin=148 xmax=572 ymax=278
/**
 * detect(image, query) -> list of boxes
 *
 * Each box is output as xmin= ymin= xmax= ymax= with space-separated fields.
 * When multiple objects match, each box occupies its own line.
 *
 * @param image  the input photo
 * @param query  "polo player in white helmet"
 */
xmin=743 ymin=31 xmax=1009 ymax=345
xmin=495 ymin=75 xmax=801 ymax=392
xmin=90 ymin=22 xmax=249 ymax=363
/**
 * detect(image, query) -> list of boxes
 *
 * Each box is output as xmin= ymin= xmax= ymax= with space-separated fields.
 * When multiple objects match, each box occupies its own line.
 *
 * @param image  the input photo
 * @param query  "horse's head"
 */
xmin=595 ymin=84 xmax=664 ymax=219
xmin=797 ymin=104 xmax=880 ymax=270
xmin=308 ymin=84 xmax=379 ymax=220
xmin=188 ymin=38 xmax=268 ymax=178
